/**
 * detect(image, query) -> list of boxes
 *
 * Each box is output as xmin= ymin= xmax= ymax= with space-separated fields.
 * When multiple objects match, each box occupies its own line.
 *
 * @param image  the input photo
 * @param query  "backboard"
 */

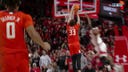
xmin=54 ymin=0 xmax=98 ymax=17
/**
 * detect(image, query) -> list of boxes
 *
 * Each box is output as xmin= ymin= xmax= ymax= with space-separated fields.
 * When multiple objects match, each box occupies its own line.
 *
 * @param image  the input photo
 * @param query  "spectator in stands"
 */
xmin=39 ymin=50 xmax=52 ymax=72
xmin=31 ymin=63 xmax=40 ymax=72
xmin=31 ymin=50 xmax=40 ymax=67
xmin=57 ymin=51 xmax=67 ymax=72
xmin=81 ymin=50 xmax=88 ymax=72
xmin=65 ymin=50 xmax=73 ymax=72
xmin=84 ymin=63 xmax=96 ymax=72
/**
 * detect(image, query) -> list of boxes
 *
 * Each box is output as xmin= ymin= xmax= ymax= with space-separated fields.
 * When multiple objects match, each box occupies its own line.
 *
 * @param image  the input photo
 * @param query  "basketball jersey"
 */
xmin=0 ymin=11 xmax=33 ymax=54
xmin=66 ymin=24 xmax=80 ymax=44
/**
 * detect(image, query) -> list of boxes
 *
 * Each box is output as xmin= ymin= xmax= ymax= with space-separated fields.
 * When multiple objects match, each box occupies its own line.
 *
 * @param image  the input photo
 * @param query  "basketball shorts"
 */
xmin=68 ymin=42 xmax=81 ymax=56
xmin=0 ymin=53 xmax=29 ymax=72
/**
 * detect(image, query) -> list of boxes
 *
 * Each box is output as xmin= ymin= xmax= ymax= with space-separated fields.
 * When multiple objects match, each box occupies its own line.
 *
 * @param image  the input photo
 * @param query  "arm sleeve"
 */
xmin=24 ymin=14 xmax=33 ymax=28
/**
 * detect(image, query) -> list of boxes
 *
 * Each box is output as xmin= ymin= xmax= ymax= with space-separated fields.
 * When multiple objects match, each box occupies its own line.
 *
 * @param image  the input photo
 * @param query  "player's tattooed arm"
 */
xmin=26 ymin=25 xmax=50 ymax=51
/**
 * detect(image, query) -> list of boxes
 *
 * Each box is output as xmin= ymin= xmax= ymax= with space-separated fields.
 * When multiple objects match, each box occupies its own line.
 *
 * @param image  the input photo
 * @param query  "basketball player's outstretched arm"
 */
xmin=67 ymin=5 xmax=75 ymax=23
xmin=77 ymin=12 xmax=80 ymax=24
xmin=26 ymin=25 xmax=50 ymax=51
xmin=85 ymin=13 xmax=92 ymax=28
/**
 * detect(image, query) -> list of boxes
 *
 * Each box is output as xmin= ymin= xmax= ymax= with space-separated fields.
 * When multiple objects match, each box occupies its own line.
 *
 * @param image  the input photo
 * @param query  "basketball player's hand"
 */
xmin=71 ymin=4 xmax=75 ymax=10
xmin=42 ymin=42 xmax=51 ymax=52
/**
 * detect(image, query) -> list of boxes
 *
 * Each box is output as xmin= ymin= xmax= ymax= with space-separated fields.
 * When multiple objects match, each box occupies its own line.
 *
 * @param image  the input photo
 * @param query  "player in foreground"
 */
xmin=0 ymin=0 xmax=50 ymax=72
xmin=66 ymin=5 xmax=88 ymax=72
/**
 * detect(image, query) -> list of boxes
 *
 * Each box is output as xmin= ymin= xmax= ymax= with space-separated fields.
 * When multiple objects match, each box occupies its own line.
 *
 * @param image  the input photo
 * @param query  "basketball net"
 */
xmin=64 ymin=13 xmax=74 ymax=22
xmin=65 ymin=15 xmax=68 ymax=22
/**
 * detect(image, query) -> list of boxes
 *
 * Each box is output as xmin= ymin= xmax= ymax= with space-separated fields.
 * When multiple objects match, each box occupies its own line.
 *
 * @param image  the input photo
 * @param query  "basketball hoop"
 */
xmin=54 ymin=0 xmax=97 ymax=17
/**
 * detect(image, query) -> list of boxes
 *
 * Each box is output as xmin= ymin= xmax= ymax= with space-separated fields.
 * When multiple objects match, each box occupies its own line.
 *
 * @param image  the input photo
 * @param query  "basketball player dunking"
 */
xmin=66 ymin=5 xmax=81 ymax=72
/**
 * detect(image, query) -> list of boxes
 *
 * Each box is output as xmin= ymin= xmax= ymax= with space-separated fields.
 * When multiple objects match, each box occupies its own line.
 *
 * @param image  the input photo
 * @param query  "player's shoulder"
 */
xmin=66 ymin=24 xmax=69 ymax=26
xmin=0 ymin=10 xmax=6 ymax=14
xmin=75 ymin=23 xmax=80 ymax=27
xmin=0 ymin=10 xmax=8 ymax=17
xmin=66 ymin=24 xmax=70 ymax=27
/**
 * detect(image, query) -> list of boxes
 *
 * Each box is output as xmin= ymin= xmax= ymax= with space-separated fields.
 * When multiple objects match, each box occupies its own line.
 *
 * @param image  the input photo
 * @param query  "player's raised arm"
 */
xmin=85 ymin=13 xmax=92 ymax=28
xmin=76 ymin=12 xmax=80 ymax=24
xmin=26 ymin=25 xmax=50 ymax=52
xmin=67 ymin=5 xmax=75 ymax=23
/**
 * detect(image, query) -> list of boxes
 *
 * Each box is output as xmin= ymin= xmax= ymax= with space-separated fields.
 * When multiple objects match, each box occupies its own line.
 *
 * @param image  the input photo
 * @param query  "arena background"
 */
xmin=0 ymin=0 xmax=128 ymax=72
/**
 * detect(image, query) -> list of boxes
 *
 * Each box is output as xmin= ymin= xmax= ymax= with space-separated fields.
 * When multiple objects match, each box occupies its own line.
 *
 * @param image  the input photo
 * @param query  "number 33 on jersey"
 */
xmin=66 ymin=24 xmax=80 ymax=43
xmin=69 ymin=26 xmax=77 ymax=36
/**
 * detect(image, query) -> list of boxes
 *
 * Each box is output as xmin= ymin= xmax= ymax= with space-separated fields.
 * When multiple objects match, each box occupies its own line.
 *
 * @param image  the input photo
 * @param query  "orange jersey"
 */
xmin=66 ymin=24 xmax=80 ymax=44
xmin=66 ymin=24 xmax=81 ymax=55
xmin=0 ymin=11 xmax=33 ymax=54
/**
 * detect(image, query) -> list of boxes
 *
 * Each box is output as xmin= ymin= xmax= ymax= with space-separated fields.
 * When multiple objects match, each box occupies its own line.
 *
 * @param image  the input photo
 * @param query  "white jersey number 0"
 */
xmin=6 ymin=22 xmax=15 ymax=39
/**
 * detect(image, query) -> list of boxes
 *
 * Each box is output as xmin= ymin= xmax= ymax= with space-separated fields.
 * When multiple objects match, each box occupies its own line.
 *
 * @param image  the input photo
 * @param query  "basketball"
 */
xmin=74 ymin=4 xmax=79 ymax=12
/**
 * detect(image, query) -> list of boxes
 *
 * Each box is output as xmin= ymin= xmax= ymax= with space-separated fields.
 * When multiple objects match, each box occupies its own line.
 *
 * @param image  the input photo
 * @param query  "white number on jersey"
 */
xmin=6 ymin=22 xmax=15 ymax=39
xmin=69 ymin=28 xmax=76 ymax=36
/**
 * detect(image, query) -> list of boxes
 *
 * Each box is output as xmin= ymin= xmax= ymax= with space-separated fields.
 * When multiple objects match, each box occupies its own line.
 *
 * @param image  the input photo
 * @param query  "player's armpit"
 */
xmin=26 ymin=26 xmax=50 ymax=51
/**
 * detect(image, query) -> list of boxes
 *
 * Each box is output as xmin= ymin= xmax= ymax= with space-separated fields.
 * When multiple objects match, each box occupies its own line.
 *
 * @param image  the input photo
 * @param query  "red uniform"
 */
xmin=0 ymin=11 xmax=33 ymax=72
xmin=66 ymin=24 xmax=81 ymax=56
